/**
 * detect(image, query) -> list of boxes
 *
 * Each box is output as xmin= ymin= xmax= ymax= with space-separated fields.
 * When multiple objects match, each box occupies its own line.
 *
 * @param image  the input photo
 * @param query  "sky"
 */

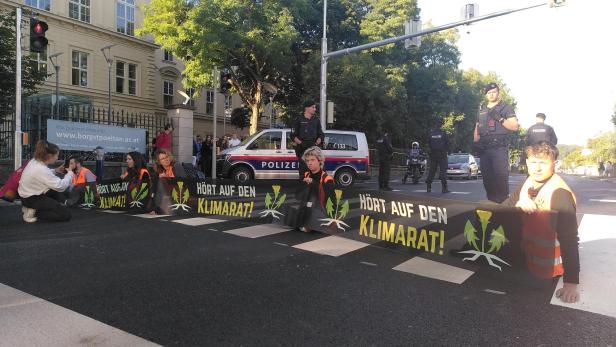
xmin=418 ymin=0 xmax=616 ymax=146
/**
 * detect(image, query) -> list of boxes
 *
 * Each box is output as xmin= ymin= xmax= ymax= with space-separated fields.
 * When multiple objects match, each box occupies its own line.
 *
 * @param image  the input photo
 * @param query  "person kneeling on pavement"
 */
xmin=296 ymin=146 xmax=334 ymax=232
xmin=502 ymin=142 xmax=580 ymax=303
xmin=18 ymin=140 xmax=74 ymax=223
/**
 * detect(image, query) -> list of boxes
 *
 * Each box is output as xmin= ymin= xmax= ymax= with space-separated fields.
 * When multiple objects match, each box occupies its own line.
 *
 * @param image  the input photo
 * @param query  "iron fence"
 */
xmin=0 ymin=100 xmax=169 ymax=162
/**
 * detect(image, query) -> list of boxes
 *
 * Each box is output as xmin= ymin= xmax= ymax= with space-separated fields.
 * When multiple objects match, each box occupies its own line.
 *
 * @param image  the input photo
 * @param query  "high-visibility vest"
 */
xmin=72 ymin=167 xmax=96 ymax=185
xmin=304 ymin=170 xmax=334 ymax=207
xmin=519 ymin=174 xmax=576 ymax=279
xmin=121 ymin=168 xmax=149 ymax=181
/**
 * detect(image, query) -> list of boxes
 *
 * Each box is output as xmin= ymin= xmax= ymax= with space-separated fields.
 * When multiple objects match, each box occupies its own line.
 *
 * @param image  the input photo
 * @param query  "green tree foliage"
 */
xmin=0 ymin=10 xmax=47 ymax=118
xmin=140 ymin=0 xmax=302 ymax=134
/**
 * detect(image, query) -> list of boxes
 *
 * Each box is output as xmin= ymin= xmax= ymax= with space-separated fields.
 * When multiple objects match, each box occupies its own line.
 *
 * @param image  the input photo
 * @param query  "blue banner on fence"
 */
xmin=47 ymin=119 xmax=146 ymax=153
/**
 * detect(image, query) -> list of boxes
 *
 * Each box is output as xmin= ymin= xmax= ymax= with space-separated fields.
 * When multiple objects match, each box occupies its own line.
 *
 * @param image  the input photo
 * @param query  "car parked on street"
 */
xmin=447 ymin=153 xmax=479 ymax=180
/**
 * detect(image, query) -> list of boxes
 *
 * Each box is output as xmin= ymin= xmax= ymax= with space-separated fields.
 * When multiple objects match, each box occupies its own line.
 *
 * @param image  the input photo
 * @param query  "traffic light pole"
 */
xmin=14 ymin=7 xmax=22 ymax=170
xmin=319 ymin=1 xmax=549 ymax=130
xmin=211 ymin=66 xmax=218 ymax=180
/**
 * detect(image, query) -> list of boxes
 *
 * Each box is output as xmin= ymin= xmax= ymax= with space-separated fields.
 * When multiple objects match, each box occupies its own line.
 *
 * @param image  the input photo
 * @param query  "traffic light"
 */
xmin=30 ymin=19 xmax=48 ymax=53
xmin=220 ymin=72 xmax=232 ymax=94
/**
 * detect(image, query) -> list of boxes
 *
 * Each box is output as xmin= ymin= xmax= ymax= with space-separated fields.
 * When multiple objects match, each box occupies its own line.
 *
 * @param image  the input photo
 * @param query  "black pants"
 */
xmin=426 ymin=151 xmax=447 ymax=185
xmin=22 ymin=190 xmax=71 ymax=222
xmin=480 ymin=146 xmax=510 ymax=203
xmin=378 ymin=158 xmax=391 ymax=188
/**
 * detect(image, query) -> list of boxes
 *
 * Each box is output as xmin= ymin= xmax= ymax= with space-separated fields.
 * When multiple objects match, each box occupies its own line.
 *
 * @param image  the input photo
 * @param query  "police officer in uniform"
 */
xmin=526 ymin=113 xmax=557 ymax=146
xmin=426 ymin=122 xmax=450 ymax=193
xmin=474 ymin=83 xmax=519 ymax=203
xmin=291 ymin=100 xmax=324 ymax=178
xmin=376 ymin=128 xmax=394 ymax=191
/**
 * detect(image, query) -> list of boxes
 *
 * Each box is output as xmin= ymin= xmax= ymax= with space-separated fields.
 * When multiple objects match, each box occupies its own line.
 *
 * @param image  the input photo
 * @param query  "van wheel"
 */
xmin=231 ymin=166 xmax=252 ymax=183
xmin=335 ymin=168 xmax=355 ymax=187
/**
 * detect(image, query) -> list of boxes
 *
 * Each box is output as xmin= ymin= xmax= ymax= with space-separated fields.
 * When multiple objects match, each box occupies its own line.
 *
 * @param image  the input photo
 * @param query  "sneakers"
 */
xmin=22 ymin=207 xmax=37 ymax=223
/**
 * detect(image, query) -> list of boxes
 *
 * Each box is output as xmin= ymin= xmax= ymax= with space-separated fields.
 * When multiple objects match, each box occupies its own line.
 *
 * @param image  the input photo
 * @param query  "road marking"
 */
xmin=550 ymin=214 xmax=616 ymax=318
xmin=172 ymin=217 xmax=224 ymax=226
xmin=224 ymin=224 xmax=290 ymax=238
xmin=589 ymin=199 xmax=616 ymax=203
xmin=360 ymin=261 xmax=377 ymax=267
xmin=0 ymin=283 xmax=159 ymax=346
xmin=393 ymin=257 xmax=474 ymax=284
xmin=273 ymin=242 xmax=289 ymax=247
xmin=132 ymin=213 xmax=171 ymax=218
xmin=97 ymin=210 xmax=126 ymax=214
xmin=293 ymin=235 xmax=369 ymax=257
xmin=450 ymin=192 xmax=471 ymax=195
xmin=484 ymin=289 xmax=507 ymax=295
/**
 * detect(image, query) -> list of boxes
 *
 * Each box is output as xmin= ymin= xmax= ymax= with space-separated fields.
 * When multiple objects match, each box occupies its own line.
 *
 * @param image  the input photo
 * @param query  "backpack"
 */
xmin=0 ymin=160 xmax=30 ymax=202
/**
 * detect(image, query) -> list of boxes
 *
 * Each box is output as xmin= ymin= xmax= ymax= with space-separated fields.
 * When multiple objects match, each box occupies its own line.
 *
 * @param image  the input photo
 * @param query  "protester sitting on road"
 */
xmin=502 ymin=142 xmax=580 ymax=303
xmin=153 ymin=150 xmax=186 ymax=178
xmin=298 ymin=146 xmax=334 ymax=233
xmin=65 ymin=155 xmax=97 ymax=206
xmin=121 ymin=151 xmax=151 ymax=183
xmin=17 ymin=140 xmax=74 ymax=223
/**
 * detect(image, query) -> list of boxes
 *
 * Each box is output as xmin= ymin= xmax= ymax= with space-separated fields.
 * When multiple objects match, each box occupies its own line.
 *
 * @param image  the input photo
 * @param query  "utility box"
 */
xmin=461 ymin=4 xmax=478 ymax=20
xmin=327 ymin=101 xmax=335 ymax=124
xmin=404 ymin=19 xmax=421 ymax=49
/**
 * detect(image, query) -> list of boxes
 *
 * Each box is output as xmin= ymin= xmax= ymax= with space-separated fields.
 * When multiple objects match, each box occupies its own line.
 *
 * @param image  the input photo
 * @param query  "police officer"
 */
xmin=526 ymin=113 xmax=557 ymax=146
xmin=376 ymin=128 xmax=393 ymax=191
xmin=474 ymin=82 xmax=520 ymax=203
xmin=291 ymin=100 xmax=324 ymax=178
xmin=426 ymin=122 xmax=450 ymax=193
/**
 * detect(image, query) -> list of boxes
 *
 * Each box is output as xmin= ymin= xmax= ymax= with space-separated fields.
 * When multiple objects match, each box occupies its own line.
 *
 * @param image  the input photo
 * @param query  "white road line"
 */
xmin=392 ymin=257 xmax=474 ymax=284
xmin=293 ymin=235 xmax=370 ymax=257
xmin=171 ymin=217 xmax=224 ymax=226
xmin=589 ymin=199 xmax=616 ymax=203
xmin=97 ymin=210 xmax=126 ymax=214
xmin=273 ymin=242 xmax=289 ymax=247
xmin=550 ymin=214 xmax=616 ymax=318
xmin=224 ymin=224 xmax=290 ymax=239
xmin=484 ymin=289 xmax=507 ymax=295
xmin=0 ymin=283 xmax=159 ymax=346
xmin=449 ymin=192 xmax=471 ymax=195
xmin=360 ymin=261 xmax=377 ymax=267
xmin=132 ymin=213 xmax=171 ymax=219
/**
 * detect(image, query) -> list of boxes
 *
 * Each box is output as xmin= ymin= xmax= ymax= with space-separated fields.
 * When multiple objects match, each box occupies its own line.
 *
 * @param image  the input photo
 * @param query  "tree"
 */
xmin=612 ymin=103 xmax=616 ymax=127
xmin=0 ymin=10 xmax=47 ymax=118
xmin=140 ymin=0 xmax=304 ymax=134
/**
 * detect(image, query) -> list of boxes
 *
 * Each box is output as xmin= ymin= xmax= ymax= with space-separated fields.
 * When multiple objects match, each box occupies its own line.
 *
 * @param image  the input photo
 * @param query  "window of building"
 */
xmin=187 ymin=87 xmax=195 ymax=107
xmin=116 ymin=0 xmax=135 ymax=36
xmin=116 ymin=61 xmax=138 ymax=95
xmin=69 ymin=0 xmax=90 ymax=23
xmin=30 ymin=49 xmax=48 ymax=75
xmin=163 ymin=81 xmax=174 ymax=106
xmin=71 ymin=51 xmax=88 ymax=87
xmin=26 ymin=0 xmax=51 ymax=11
xmin=163 ymin=50 xmax=173 ymax=62
xmin=206 ymin=90 xmax=214 ymax=115
xmin=128 ymin=64 xmax=137 ymax=95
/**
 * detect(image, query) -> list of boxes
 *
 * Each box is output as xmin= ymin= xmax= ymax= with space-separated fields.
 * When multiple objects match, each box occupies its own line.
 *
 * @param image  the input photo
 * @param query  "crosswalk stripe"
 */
xmin=97 ymin=210 xmax=126 ymax=214
xmin=0 ymin=283 xmax=159 ymax=346
xmin=171 ymin=217 xmax=226 ymax=226
xmin=392 ymin=257 xmax=475 ymax=284
xmin=589 ymin=199 xmax=616 ymax=203
xmin=292 ymin=235 xmax=370 ymax=257
xmin=224 ymin=224 xmax=291 ymax=238
xmin=550 ymin=214 xmax=616 ymax=318
xmin=132 ymin=213 xmax=171 ymax=218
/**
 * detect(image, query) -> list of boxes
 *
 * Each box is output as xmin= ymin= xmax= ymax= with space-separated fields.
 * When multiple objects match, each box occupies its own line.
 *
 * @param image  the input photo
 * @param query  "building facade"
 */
xmin=0 ymin=0 xmax=255 ymax=142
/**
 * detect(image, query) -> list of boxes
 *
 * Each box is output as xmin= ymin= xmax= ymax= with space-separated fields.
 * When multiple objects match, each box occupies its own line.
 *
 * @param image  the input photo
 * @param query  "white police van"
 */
xmin=217 ymin=129 xmax=370 ymax=187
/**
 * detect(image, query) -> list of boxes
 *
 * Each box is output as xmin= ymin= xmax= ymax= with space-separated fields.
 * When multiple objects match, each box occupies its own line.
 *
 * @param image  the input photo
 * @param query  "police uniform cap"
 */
xmin=536 ymin=113 xmax=546 ymax=119
xmin=303 ymin=99 xmax=316 ymax=109
xmin=484 ymin=82 xmax=499 ymax=94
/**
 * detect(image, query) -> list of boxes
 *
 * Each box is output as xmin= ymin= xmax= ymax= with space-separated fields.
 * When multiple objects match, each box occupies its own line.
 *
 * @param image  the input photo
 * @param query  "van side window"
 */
xmin=324 ymin=133 xmax=358 ymax=151
xmin=286 ymin=132 xmax=295 ymax=150
xmin=249 ymin=131 xmax=282 ymax=150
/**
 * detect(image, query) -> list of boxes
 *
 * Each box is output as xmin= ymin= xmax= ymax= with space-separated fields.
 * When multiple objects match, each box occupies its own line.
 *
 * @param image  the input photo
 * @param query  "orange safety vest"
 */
xmin=121 ymin=168 xmax=149 ymax=181
xmin=159 ymin=165 xmax=175 ymax=178
xmin=519 ymin=173 xmax=577 ymax=279
xmin=72 ymin=167 xmax=96 ymax=185
xmin=304 ymin=170 xmax=334 ymax=207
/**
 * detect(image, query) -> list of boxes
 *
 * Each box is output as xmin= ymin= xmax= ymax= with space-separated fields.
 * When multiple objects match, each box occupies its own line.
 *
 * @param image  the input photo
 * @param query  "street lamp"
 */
xmin=48 ymin=52 xmax=63 ymax=118
xmin=100 ymin=44 xmax=116 ymax=124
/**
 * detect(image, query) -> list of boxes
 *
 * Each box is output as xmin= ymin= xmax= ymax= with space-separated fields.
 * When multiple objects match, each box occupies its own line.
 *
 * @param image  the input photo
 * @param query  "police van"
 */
xmin=217 ymin=129 xmax=369 ymax=187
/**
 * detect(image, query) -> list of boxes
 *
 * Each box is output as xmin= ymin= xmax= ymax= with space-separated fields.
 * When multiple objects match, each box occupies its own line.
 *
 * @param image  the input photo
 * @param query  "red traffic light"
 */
xmin=30 ymin=19 xmax=49 ymax=53
xmin=34 ymin=22 xmax=44 ymax=34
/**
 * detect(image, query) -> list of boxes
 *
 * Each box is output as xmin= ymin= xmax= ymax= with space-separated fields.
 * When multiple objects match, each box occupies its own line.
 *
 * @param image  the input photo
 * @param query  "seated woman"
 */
xmin=18 ymin=140 xmax=74 ymax=222
xmin=298 ymin=146 xmax=334 ymax=232
xmin=153 ymin=150 xmax=186 ymax=178
xmin=121 ymin=151 xmax=150 ymax=183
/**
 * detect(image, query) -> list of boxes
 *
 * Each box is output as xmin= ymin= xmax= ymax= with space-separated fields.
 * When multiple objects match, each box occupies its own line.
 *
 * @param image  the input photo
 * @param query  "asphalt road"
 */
xmin=1 ymin=175 xmax=615 ymax=346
